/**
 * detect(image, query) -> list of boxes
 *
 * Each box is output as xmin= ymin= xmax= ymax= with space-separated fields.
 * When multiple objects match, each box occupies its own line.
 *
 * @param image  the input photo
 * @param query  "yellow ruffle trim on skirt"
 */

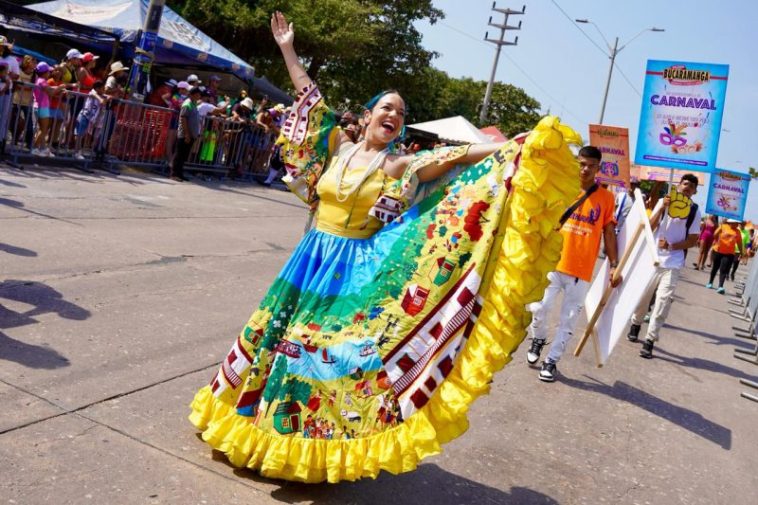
xmin=189 ymin=116 xmax=581 ymax=483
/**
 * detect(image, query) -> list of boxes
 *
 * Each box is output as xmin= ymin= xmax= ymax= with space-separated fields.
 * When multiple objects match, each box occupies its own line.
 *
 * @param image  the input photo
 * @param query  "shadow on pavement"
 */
xmin=0 ymin=280 xmax=90 ymax=369
xmin=663 ymin=322 xmax=756 ymax=349
xmin=200 ymin=180 xmax=305 ymax=210
xmin=230 ymin=463 xmax=559 ymax=505
xmin=0 ymin=243 xmax=37 ymax=257
xmin=0 ymin=197 xmax=81 ymax=225
xmin=0 ymin=330 xmax=70 ymax=369
xmin=652 ymin=347 xmax=758 ymax=383
xmin=561 ymin=376 xmax=732 ymax=450
xmin=0 ymin=178 xmax=26 ymax=188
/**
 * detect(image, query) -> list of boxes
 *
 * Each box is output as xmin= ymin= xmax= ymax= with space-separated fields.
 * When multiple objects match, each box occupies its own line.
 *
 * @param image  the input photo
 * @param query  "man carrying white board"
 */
xmin=627 ymin=174 xmax=700 ymax=358
xmin=526 ymin=146 xmax=622 ymax=382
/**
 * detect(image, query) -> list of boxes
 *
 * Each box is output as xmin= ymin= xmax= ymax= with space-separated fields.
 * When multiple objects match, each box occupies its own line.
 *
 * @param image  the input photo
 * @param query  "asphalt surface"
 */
xmin=1 ymin=165 xmax=756 ymax=505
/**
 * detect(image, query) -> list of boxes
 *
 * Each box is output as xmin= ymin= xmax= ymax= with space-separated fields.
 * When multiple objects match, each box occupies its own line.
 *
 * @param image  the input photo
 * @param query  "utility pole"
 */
xmin=127 ymin=0 xmax=166 ymax=101
xmin=576 ymin=20 xmax=664 ymax=124
xmin=598 ymin=37 xmax=619 ymax=124
xmin=480 ymin=2 xmax=525 ymax=125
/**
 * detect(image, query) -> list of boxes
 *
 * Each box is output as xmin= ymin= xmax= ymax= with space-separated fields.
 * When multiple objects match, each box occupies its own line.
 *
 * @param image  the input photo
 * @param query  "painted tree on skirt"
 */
xmin=277 ymin=377 xmax=313 ymax=406
xmin=263 ymin=354 xmax=288 ymax=414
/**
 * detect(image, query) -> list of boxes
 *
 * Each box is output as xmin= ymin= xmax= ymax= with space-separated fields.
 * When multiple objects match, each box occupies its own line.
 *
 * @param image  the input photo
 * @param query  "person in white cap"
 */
xmin=0 ymin=36 xmax=19 ymax=151
xmin=187 ymin=74 xmax=202 ymax=87
xmin=61 ymin=48 xmax=83 ymax=86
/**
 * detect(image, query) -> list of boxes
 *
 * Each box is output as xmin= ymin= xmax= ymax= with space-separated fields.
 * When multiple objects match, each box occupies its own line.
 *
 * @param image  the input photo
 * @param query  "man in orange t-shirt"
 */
xmin=526 ymin=145 xmax=621 ymax=382
xmin=707 ymin=219 xmax=744 ymax=293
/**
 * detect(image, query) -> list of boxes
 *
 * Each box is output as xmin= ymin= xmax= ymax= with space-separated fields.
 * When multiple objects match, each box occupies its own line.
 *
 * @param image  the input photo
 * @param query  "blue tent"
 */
xmin=28 ymin=0 xmax=255 ymax=81
xmin=0 ymin=0 xmax=118 ymax=58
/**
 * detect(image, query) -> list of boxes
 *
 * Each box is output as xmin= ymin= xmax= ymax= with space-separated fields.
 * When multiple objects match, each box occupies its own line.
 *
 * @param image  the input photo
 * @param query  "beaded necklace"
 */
xmin=333 ymin=141 xmax=388 ymax=203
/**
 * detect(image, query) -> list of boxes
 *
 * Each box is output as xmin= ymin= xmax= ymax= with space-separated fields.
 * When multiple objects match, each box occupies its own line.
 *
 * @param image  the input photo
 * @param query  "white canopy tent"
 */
xmin=408 ymin=116 xmax=491 ymax=144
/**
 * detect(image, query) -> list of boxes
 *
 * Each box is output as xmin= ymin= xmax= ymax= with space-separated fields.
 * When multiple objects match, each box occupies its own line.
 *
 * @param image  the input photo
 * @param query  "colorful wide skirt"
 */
xmin=189 ymin=117 xmax=582 ymax=483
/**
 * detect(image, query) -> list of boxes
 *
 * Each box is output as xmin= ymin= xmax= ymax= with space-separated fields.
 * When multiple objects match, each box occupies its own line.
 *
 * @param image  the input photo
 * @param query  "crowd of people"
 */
xmin=0 ymin=37 xmax=290 ymax=180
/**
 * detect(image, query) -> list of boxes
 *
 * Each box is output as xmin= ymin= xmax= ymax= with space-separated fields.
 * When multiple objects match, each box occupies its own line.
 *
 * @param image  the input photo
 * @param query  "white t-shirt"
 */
xmin=653 ymin=200 xmax=702 ymax=269
xmin=105 ymin=75 xmax=118 ymax=90
xmin=614 ymin=191 xmax=634 ymax=231
xmin=197 ymin=102 xmax=216 ymax=119
xmin=0 ymin=55 xmax=20 ymax=91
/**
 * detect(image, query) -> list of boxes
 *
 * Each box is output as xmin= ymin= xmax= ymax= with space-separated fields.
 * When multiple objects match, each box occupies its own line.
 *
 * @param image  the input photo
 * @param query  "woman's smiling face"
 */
xmin=364 ymin=93 xmax=405 ymax=146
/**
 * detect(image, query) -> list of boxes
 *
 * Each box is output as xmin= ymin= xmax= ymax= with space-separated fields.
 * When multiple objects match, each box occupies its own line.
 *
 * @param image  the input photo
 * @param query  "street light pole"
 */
xmin=575 ymin=19 xmax=664 ymax=125
xmin=598 ymin=37 xmax=619 ymax=124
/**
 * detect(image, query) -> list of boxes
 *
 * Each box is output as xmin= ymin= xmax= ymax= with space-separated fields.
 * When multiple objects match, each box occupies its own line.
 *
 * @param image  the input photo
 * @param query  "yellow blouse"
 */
xmin=315 ymin=154 xmax=396 ymax=239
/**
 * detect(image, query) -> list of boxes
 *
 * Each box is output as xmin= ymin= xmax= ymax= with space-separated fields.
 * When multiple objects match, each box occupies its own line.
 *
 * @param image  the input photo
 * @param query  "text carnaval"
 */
xmin=650 ymin=95 xmax=717 ymax=110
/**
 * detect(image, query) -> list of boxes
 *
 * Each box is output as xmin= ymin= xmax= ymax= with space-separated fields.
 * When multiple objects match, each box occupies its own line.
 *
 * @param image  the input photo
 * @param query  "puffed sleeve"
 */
xmin=277 ymin=83 xmax=340 ymax=207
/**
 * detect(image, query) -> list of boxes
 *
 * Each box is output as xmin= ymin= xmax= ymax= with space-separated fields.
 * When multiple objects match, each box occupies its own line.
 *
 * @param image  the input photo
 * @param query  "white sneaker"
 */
xmin=538 ymin=361 xmax=557 ymax=382
xmin=46 ymin=149 xmax=55 ymax=158
xmin=74 ymin=152 xmax=85 ymax=160
xmin=526 ymin=339 xmax=545 ymax=365
xmin=31 ymin=148 xmax=44 ymax=156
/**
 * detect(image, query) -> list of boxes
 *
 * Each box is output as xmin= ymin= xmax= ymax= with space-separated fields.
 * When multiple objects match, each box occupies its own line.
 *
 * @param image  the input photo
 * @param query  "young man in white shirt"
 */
xmin=628 ymin=173 xmax=701 ymax=358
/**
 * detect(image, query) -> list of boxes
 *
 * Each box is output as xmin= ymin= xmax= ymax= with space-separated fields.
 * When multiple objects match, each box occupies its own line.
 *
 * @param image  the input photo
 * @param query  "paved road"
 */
xmin=1 ymin=166 xmax=756 ymax=504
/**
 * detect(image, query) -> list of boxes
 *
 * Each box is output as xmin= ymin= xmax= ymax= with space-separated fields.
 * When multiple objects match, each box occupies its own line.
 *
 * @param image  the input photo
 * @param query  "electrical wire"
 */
xmin=613 ymin=62 xmax=642 ymax=97
xmin=438 ymin=21 xmax=589 ymax=125
xmin=548 ymin=0 xmax=609 ymax=58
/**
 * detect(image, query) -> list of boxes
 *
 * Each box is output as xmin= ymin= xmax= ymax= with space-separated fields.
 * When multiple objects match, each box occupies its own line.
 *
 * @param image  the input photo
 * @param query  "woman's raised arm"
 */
xmin=271 ymin=11 xmax=312 ymax=92
xmin=414 ymin=142 xmax=506 ymax=183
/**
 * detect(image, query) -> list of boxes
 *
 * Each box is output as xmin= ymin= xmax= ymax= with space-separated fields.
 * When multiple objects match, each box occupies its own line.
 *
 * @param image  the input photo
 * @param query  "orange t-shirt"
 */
xmin=713 ymin=225 xmax=740 ymax=254
xmin=556 ymin=186 xmax=616 ymax=282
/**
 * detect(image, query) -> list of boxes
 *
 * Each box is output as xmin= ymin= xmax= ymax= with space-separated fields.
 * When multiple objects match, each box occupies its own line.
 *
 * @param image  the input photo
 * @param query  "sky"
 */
xmin=416 ymin=0 xmax=758 ymax=222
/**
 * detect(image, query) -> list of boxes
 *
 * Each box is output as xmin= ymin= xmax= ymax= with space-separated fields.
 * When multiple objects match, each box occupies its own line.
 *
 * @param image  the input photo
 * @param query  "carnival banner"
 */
xmin=589 ymin=124 xmax=630 ymax=187
xmin=635 ymin=60 xmax=729 ymax=172
xmin=633 ymin=164 xmax=694 ymax=182
xmin=705 ymin=168 xmax=751 ymax=220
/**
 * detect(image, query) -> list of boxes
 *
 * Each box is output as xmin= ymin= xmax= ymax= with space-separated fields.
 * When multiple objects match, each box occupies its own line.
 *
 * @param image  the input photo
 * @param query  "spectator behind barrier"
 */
xmin=31 ymin=61 xmax=63 ymax=157
xmin=74 ymin=80 xmax=107 ymax=160
xmin=0 ymin=35 xmax=20 ymax=153
xmin=11 ymin=55 xmax=36 ymax=149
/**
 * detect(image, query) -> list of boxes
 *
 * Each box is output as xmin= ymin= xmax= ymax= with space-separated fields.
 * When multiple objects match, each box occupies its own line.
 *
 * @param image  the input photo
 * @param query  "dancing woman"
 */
xmin=190 ymin=11 xmax=583 ymax=483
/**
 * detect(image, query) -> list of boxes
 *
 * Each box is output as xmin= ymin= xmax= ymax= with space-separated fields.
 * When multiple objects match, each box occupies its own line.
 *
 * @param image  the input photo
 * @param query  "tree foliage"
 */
xmin=168 ymin=0 xmax=541 ymax=134
xmin=263 ymin=354 xmax=287 ymax=414
xmin=277 ymin=377 xmax=312 ymax=406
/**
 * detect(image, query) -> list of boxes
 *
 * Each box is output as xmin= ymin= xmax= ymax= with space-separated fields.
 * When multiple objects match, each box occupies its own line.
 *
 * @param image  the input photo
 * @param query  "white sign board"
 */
xmin=584 ymin=190 xmax=659 ymax=366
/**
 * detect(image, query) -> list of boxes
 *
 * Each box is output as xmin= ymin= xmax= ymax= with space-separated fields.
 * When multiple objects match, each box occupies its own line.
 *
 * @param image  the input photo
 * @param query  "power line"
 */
xmin=613 ymin=62 xmax=642 ymax=97
xmin=548 ymin=0 xmax=608 ymax=58
xmin=437 ymin=21 xmax=589 ymax=125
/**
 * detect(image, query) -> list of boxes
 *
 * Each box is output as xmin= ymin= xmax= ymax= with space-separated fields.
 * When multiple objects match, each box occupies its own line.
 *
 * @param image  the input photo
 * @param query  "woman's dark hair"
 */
xmin=93 ymin=80 xmax=104 ymax=89
xmin=578 ymin=145 xmax=602 ymax=161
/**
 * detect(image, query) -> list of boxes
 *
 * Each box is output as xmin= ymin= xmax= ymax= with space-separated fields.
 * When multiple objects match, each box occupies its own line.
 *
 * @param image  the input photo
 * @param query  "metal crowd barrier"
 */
xmin=730 ymin=257 xmax=758 ymax=403
xmin=183 ymin=114 xmax=278 ymax=178
xmin=3 ymin=82 xmax=94 ymax=168
xmin=1 ymin=81 xmax=276 ymax=179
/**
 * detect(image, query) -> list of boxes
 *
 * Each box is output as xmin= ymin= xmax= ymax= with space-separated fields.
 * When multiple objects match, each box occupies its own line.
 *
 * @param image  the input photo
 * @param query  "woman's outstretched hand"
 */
xmin=271 ymin=11 xmax=294 ymax=48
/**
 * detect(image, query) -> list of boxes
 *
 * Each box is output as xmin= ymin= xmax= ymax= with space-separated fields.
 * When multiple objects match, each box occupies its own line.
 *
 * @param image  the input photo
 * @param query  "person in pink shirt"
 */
xmin=32 ymin=61 xmax=63 ymax=156
xmin=694 ymin=214 xmax=717 ymax=270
